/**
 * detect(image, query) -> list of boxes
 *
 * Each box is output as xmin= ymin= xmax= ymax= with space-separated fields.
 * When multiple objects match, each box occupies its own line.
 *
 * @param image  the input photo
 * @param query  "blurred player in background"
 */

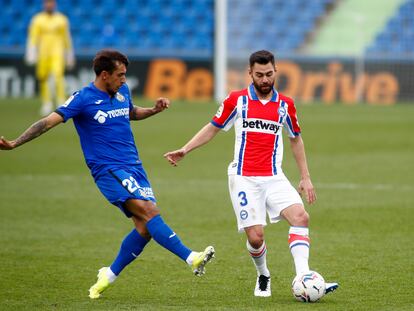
xmin=165 ymin=50 xmax=338 ymax=298
xmin=0 ymin=49 xmax=214 ymax=299
xmin=25 ymin=0 xmax=75 ymax=116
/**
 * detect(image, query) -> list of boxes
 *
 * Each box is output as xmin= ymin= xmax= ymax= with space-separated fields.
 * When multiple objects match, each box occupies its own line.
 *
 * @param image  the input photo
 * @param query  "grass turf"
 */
xmin=0 ymin=98 xmax=413 ymax=310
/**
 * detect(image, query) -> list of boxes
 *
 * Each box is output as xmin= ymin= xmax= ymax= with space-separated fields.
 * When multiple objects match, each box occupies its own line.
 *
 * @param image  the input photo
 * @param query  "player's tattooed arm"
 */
xmin=14 ymin=118 xmax=53 ymax=147
xmin=0 ymin=112 xmax=63 ymax=150
xmin=130 ymin=97 xmax=170 ymax=121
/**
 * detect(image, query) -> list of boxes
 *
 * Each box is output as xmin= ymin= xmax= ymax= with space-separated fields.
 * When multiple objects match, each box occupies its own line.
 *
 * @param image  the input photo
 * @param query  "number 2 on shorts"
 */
xmin=122 ymin=176 xmax=139 ymax=193
xmin=238 ymin=191 xmax=248 ymax=206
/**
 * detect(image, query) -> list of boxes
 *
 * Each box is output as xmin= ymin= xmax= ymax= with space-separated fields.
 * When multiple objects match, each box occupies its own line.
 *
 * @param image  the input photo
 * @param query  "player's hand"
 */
xmin=66 ymin=50 xmax=75 ymax=70
xmin=153 ymin=97 xmax=170 ymax=113
xmin=298 ymin=178 xmax=317 ymax=205
xmin=163 ymin=148 xmax=186 ymax=166
xmin=0 ymin=136 xmax=16 ymax=150
xmin=24 ymin=46 xmax=37 ymax=66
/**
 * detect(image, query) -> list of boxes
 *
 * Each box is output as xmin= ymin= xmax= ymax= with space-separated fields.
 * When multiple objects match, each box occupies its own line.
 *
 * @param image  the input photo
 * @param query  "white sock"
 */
xmin=185 ymin=251 xmax=197 ymax=265
xmin=246 ymin=240 xmax=270 ymax=277
xmin=106 ymin=267 xmax=117 ymax=283
xmin=288 ymin=226 xmax=310 ymax=275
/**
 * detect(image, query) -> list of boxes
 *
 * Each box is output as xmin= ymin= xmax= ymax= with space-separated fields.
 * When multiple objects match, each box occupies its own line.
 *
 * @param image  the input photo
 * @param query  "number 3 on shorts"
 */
xmin=238 ymin=191 xmax=248 ymax=206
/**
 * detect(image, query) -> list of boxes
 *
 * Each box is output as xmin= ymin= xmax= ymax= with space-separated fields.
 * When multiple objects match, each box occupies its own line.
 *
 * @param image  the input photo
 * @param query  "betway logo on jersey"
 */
xmin=242 ymin=118 xmax=282 ymax=134
xmin=94 ymin=108 xmax=129 ymax=124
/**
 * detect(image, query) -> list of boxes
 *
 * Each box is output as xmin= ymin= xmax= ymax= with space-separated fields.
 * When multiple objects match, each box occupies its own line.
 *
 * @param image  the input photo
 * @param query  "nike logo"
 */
xmin=132 ymin=252 xmax=138 ymax=258
xmin=95 ymin=99 xmax=103 ymax=104
xmin=169 ymin=232 xmax=176 ymax=239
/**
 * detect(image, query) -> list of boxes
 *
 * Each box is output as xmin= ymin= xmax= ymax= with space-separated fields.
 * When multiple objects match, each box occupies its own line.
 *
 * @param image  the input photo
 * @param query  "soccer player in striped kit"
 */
xmin=164 ymin=50 xmax=338 ymax=298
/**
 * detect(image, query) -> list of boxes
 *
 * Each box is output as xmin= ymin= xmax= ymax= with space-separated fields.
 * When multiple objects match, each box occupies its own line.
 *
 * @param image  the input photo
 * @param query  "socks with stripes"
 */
xmin=288 ymin=226 xmax=310 ymax=275
xmin=246 ymin=240 xmax=270 ymax=277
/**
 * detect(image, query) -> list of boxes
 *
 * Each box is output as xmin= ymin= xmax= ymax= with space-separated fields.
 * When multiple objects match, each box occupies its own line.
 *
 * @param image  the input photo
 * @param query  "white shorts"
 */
xmin=228 ymin=174 xmax=303 ymax=232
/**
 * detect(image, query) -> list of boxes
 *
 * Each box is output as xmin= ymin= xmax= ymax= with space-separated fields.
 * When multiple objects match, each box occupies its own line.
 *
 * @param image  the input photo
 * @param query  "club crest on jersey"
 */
xmin=115 ymin=92 xmax=125 ymax=102
xmin=278 ymin=106 xmax=287 ymax=118
xmin=242 ymin=118 xmax=281 ymax=134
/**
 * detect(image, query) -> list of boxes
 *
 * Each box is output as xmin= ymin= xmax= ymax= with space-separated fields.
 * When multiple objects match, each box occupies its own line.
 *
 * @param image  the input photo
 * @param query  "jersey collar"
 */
xmin=248 ymin=83 xmax=279 ymax=102
xmin=90 ymin=82 xmax=111 ymax=98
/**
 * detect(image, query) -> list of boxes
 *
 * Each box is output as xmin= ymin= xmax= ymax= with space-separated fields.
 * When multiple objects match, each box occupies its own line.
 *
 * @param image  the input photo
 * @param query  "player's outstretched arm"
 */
xmin=130 ymin=97 xmax=170 ymax=121
xmin=289 ymin=135 xmax=317 ymax=204
xmin=0 ymin=112 xmax=63 ymax=151
xmin=164 ymin=123 xmax=220 ymax=166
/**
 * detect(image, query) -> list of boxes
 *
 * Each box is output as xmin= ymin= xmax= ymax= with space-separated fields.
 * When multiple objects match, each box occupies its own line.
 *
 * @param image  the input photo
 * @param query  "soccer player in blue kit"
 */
xmin=0 ymin=49 xmax=215 ymax=299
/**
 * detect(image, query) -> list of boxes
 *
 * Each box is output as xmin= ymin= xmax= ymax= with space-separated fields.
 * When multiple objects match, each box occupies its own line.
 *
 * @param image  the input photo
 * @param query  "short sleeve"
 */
xmin=283 ymin=98 xmax=301 ymax=137
xmin=55 ymin=91 xmax=83 ymax=122
xmin=211 ymin=93 xmax=238 ymax=132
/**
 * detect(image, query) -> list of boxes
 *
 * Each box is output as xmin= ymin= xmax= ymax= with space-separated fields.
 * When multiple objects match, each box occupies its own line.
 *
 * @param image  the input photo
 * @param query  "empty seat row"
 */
xmin=367 ymin=0 xmax=414 ymax=55
xmin=0 ymin=0 xmax=334 ymax=57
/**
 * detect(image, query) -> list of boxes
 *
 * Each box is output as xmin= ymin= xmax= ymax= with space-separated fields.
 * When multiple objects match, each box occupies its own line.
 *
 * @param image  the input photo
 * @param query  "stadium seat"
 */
xmin=0 ymin=0 xmax=337 ymax=58
xmin=227 ymin=0 xmax=331 ymax=55
xmin=367 ymin=0 xmax=414 ymax=56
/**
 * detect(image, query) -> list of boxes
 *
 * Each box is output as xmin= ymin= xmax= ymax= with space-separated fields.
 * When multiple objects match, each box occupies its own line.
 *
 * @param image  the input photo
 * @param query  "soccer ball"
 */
xmin=292 ymin=271 xmax=326 ymax=302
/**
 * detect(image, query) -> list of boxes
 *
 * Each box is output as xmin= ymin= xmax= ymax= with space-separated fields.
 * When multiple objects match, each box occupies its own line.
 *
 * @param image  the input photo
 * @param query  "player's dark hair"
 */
xmin=93 ymin=49 xmax=129 ymax=75
xmin=249 ymin=50 xmax=275 ymax=67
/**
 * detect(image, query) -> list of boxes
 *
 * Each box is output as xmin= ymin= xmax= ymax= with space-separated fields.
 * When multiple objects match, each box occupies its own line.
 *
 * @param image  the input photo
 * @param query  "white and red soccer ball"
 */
xmin=292 ymin=271 xmax=326 ymax=302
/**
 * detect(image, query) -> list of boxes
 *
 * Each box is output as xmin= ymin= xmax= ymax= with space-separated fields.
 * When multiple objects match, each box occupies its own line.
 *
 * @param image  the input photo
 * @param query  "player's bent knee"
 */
xmin=139 ymin=201 xmax=160 ymax=221
xmin=293 ymin=209 xmax=309 ymax=227
xmin=144 ymin=206 xmax=160 ymax=221
xmin=245 ymin=228 xmax=264 ymax=248
xmin=125 ymin=199 xmax=160 ymax=221
xmin=282 ymin=204 xmax=309 ymax=226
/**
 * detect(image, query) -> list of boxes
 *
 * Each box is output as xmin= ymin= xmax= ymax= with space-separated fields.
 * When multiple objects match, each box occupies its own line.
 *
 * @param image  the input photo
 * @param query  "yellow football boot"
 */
xmin=89 ymin=267 xmax=111 ymax=299
xmin=191 ymin=246 xmax=215 ymax=276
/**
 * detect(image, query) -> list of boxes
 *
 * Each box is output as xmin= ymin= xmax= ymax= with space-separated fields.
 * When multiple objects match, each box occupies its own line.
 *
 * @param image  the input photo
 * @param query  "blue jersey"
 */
xmin=56 ymin=83 xmax=141 ymax=179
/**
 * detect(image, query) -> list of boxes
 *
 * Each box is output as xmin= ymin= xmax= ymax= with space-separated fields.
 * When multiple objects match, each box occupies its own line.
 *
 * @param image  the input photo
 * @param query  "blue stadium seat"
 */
xmin=227 ymin=0 xmax=329 ymax=54
xmin=367 ymin=1 xmax=414 ymax=56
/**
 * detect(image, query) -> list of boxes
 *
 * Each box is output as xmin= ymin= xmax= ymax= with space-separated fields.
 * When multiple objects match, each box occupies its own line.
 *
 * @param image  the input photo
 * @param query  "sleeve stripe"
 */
xmin=286 ymin=115 xmax=300 ymax=136
xmin=54 ymin=109 xmax=65 ymax=118
xmin=222 ymin=107 xmax=237 ymax=127
xmin=210 ymin=120 xmax=224 ymax=128
xmin=54 ymin=108 xmax=68 ymax=123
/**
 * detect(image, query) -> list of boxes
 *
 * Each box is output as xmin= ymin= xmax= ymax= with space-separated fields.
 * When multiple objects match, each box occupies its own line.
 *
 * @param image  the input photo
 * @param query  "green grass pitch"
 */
xmin=0 ymin=98 xmax=413 ymax=310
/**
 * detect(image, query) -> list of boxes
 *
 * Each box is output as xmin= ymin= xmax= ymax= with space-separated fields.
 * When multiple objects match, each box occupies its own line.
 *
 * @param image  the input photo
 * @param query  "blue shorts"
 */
xmin=95 ymin=166 xmax=156 ymax=217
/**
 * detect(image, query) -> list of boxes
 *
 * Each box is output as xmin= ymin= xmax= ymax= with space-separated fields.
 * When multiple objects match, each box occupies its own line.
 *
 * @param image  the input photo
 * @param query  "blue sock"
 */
xmin=110 ymin=229 xmax=149 ymax=276
xmin=146 ymin=215 xmax=192 ymax=261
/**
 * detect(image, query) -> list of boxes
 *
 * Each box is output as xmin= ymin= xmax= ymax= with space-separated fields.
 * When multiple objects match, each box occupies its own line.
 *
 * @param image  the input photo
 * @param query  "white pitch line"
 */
xmin=315 ymin=182 xmax=412 ymax=191
xmin=1 ymin=175 xmax=412 ymax=191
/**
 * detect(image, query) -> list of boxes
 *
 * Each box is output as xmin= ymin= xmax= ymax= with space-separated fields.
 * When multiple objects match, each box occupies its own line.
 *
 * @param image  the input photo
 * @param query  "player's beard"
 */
xmin=107 ymin=88 xmax=116 ymax=96
xmin=106 ymin=83 xmax=118 ymax=96
xmin=253 ymin=80 xmax=274 ymax=97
